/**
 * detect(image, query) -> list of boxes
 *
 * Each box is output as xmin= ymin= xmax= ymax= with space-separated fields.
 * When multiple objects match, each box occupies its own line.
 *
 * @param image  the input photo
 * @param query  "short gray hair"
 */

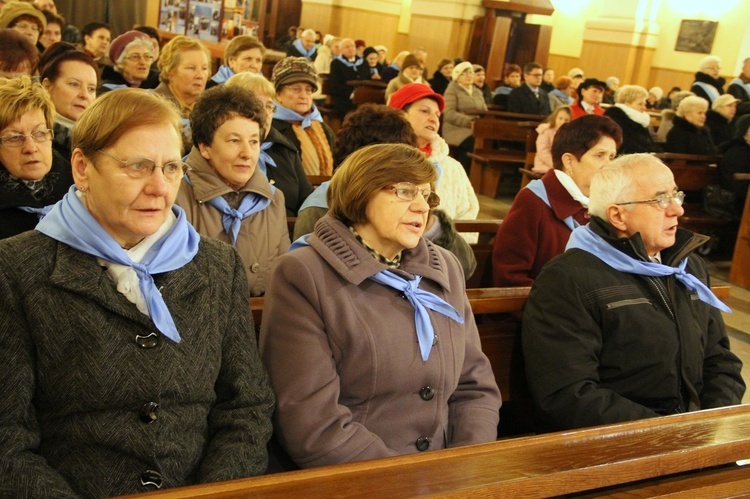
xmin=698 ymin=55 xmax=721 ymax=72
xmin=588 ymin=153 xmax=664 ymax=218
xmin=615 ymin=85 xmax=648 ymax=105
xmin=676 ymin=95 xmax=708 ymax=117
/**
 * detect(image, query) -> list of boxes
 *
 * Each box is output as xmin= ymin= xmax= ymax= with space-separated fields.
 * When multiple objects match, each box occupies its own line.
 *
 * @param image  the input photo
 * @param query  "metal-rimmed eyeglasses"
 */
xmin=96 ymin=149 xmax=187 ymax=181
xmin=0 ymin=129 xmax=53 ymax=147
xmin=124 ymin=53 xmax=155 ymax=63
xmin=387 ymin=182 xmax=440 ymax=209
xmin=616 ymin=191 xmax=685 ymax=210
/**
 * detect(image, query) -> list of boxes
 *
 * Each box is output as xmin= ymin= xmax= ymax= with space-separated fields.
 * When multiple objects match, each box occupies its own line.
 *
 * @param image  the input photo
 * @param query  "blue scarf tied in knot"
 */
xmin=369 ymin=271 xmax=464 ymax=361
xmin=36 ymin=186 xmax=200 ymax=342
xmin=336 ymin=54 xmax=363 ymax=69
xmin=273 ymin=103 xmax=323 ymax=129
xmin=257 ymin=141 xmax=277 ymax=176
xmin=18 ymin=204 xmax=54 ymax=220
xmin=566 ymin=224 xmax=730 ymax=313
xmin=292 ymin=39 xmax=316 ymax=60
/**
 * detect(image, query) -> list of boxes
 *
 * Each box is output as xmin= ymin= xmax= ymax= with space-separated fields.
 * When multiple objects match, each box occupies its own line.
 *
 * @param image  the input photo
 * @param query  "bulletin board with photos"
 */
xmin=158 ymin=0 xmax=260 ymax=44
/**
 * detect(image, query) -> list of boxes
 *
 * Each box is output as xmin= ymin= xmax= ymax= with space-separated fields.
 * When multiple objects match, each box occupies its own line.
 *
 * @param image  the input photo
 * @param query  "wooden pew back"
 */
xmin=124 ymin=403 xmax=750 ymax=498
xmin=455 ymin=219 xmax=501 ymax=288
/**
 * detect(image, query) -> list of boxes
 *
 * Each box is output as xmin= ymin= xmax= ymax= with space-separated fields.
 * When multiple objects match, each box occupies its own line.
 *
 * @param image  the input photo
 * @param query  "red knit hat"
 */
xmin=388 ymin=83 xmax=445 ymax=112
xmin=109 ymin=30 xmax=151 ymax=64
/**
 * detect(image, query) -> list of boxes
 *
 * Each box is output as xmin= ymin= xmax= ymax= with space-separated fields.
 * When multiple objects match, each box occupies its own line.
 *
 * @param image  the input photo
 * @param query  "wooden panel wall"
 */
xmin=300 ymin=3 xmax=472 ymax=71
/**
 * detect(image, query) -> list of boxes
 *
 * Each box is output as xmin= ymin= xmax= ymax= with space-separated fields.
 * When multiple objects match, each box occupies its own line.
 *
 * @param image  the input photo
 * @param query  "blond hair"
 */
xmin=0 ymin=75 xmax=54 ymax=131
xmin=226 ymin=72 xmax=275 ymax=98
xmin=158 ymin=35 xmax=210 ymax=84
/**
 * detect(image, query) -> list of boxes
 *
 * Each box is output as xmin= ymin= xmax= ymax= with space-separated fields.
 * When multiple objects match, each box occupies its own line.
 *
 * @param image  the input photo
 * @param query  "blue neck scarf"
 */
xmin=273 ymin=103 xmax=323 ymax=129
xmin=36 ymin=186 xmax=201 ymax=342
xmin=369 ymin=272 xmax=464 ymax=361
xmin=210 ymin=65 xmax=235 ymax=85
xmin=550 ymin=88 xmax=574 ymax=104
xmin=298 ymin=181 xmax=330 ymax=213
xmin=185 ymin=175 xmax=274 ymax=246
xmin=336 ymin=54 xmax=363 ymax=69
xmin=566 ymin=224 xmax=731 ymax=313
xmin=525 ymin=179 xmax=578 ymax=231
xmin=693 ymin=81 xmax=720 ymax=103
xmin=18 ymin=205 xmax=54 ymax=220
xmin=729 ymin=77 xmax=750 ymax=99
xmin=292 ymin=39 xmax=316 ymax=60
xmin=257 ymin=141 xmax=277 ymax=176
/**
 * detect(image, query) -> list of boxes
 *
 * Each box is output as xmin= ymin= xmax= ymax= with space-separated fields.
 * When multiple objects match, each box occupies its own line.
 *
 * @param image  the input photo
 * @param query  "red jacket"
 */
xmin=570 ymin=101 xmax=604 ymax=120
xmin=492 ymin=170 xmax=589 ymax=286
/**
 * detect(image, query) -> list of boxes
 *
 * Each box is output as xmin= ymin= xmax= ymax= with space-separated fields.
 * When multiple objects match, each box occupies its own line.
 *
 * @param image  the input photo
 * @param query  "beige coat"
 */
xmin=260 ymin=215 xmax=501 ymax=468
xmin=442 ymin=81 xmax=487 ymax=146
xmin=175 ymin=147 xmax=290 ymax=296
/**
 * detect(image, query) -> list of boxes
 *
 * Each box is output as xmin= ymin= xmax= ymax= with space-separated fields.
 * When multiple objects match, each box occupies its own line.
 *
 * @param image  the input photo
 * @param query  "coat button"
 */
xmin=135 ymin=332 xmax=159 ymax=349
xmin=432 ymin=335 xmax=439 ymax=346
xmin=250 ymin=263 xmax=261 ymax=273
xmin=415 ymin=437 xmax=430 ymax=451
xmin=140 ymin=402 xmax=159 ymax=424
xmin=140 ymin=469 xmax=162 ymax=489
xmin=419 ymin=386 xmax=435 ymax=401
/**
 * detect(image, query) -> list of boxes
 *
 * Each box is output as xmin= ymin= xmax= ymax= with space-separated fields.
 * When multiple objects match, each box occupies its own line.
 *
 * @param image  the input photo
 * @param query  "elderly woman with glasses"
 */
xmin=0 ymin=76 xmax=72 ymax=240
xmin=175 ymin=84 xmax=289 ymax=296
xmin=98 ymin=30 xmax=159 ymax=94
xmin=271 ymin=56 xmax=335 ymax=176
xmin=0 ymin=88 xmax=274 ymax=497
xmin=443 ymin=61 xmax=487 ymax=172
xmin=260 ymin=143 xmax=501 ymax=470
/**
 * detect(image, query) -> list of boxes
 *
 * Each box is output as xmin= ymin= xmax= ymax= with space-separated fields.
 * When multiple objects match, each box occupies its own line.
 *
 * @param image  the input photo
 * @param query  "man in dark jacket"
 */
xmin=523 ymin=153 xmax=745 ymax=432
xmin=507 ymin=62 xmax=550 ymax=116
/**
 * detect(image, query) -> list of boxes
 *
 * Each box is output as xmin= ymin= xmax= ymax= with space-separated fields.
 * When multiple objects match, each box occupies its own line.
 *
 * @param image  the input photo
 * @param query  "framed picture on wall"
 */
xmin=675 ymin=20 xmax=718 ymax=54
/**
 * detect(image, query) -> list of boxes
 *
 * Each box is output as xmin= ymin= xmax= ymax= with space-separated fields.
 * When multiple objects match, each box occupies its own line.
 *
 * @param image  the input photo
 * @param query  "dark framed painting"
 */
xmin=675 ymin=20 xmax=718 ymax=54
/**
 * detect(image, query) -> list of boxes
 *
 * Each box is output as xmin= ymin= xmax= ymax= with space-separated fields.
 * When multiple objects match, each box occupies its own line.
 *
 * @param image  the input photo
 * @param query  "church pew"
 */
xmin=455 ymin=219 xmax=502 ymax=288
xmin=729 ymin=174 xmax=750 ymax=288
xmin=468 ymin=118 xmax=540 ymax=197
xmin=118 ymin=403 xmax=750 ymax=498
xmin=306 ymin=175 xmax=332 ymax=187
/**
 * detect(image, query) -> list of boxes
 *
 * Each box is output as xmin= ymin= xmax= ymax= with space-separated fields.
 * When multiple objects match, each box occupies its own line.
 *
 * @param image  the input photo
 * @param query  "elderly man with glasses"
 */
xmin=507 ymin=61 xmax=551 ymax=116
xmin=522 ymin=153 xmax=745 ymax=433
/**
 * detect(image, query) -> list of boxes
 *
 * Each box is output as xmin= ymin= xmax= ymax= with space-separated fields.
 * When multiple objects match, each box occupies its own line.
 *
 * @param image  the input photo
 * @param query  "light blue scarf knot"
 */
xmin=36 ymin=186 xmax=200 ymax=343
xmin=369 ymin=271 xmax=464 ymax=361
xmin=336 ymin=54 xmax=363 ymax=69
xmin=257 ymin=141 xmax=277 ymax=176
xmin=292 ymin=39 xmax=316 ymax=60
xmin=210 ymin=65 xmax=235 ymax=85
xmin=566 ymin=224 xmax=731 ymax=313
xmin=273 ymin=103 xmax=323 ymax=129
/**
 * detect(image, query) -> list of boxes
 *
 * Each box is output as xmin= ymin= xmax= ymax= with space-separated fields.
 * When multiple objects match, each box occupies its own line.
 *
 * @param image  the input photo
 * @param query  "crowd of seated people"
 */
xmin=0 ymin=3 xmax=748 ymax=494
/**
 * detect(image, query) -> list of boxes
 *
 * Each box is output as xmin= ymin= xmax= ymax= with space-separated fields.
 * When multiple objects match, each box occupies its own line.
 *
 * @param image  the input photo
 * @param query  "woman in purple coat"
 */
xmin=260 ymin=143 xmax=501 ymax=469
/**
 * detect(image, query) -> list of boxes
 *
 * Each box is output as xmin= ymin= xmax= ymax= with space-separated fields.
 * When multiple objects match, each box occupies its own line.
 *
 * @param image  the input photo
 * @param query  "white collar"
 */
xmin=614 ymin=103 xmax=651 ymax=128
xmin=554 ymin=169 xmax=589 ymax=207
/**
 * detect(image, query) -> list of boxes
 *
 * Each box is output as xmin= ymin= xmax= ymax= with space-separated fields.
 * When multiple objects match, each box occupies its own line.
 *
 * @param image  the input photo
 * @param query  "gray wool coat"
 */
xmin=260 ymin=215 xmax=501 ymax=469
xmin=442 ymin=81 xmax=488 ymax=146
xmin=0 ymin=231 xmax=274 ymax=498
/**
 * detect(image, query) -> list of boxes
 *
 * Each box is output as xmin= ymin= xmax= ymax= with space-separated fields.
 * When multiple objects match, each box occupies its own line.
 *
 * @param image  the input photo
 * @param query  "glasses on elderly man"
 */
xmin=0 ymin=129 xmax=53 ymax=147
xmin=96 ymin=149 xmax=187 ymax=181
xmin=387 ymin=182 xmax=440 ymax=209
xmin=616 ymin=191 xmax=685 ymax=210
xmin=124 ymin=53 xmax=155 ymax=63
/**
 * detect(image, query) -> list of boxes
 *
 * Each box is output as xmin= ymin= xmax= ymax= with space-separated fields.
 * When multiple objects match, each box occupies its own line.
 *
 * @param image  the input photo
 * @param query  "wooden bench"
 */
xmin=346 ymin=79 xmax=387 ymax=106
xmin=120 ymin=403 xmax=750 ymax=498
xmin=468 ymin=118 xmax=540 ymax=197
xmin=455 ymin=219 xmax=501 ymax=288
xmin=730 ymin=173 xmax=750 ymax=288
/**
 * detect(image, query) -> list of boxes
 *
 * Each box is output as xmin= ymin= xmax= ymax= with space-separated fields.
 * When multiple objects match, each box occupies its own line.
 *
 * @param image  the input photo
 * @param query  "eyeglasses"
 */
xmin=124 ymin=53 xmax=155 ymax=63
xmin=616 ymin=191 xmax=685 ymax=210
xmin=96 ymin=149 xmax=187 ymax=181
xmin=13 ymin=22 xmax=40 ymax=32
xmin=387 ymin=182 xmax=440 ymax=209
xmin=285 ymin=85 xmax=313 ymax=95
xmin=265 ymin=103 xmax=277 ymax=113
xmin=0 ymin=129 xmax=53 ymax=147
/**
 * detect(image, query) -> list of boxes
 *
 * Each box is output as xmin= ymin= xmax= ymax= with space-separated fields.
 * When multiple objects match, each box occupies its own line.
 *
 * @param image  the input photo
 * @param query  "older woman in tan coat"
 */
xmin=260 ymin=144 xmax=501 ymax=470
xmin=442 ymin=61 xmax=487 ymax=172
xmin=175 ymin=85 xmax=289 ymax=296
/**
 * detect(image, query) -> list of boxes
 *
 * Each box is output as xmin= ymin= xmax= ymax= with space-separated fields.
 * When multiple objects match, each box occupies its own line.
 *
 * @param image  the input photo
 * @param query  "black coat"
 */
xmin=705 ymin=109 xmax=734 ymax=149
xmin=665 ymin=116 xmax=716 ymax=155
xmin=328 ymin=57 xmax=361 ymax=119
xmin=603 ymin=106 xmax=661 ymax=154
xmin=429 ymin=72 xmax=450 ymax=95
xmin=507 ymin=85 xmax=550 ymax=116
xmin=356 ymin=62 xmax=384 ymax=80
xmin=0 ymin=149 xmax=73 ymax=240
xmin=286 ymin=42 xmax=317 ymax=61
xmin=718 ymin=138 xmax=750 ymax=216
xmin=690 ymin=72 xmax=725 ymax=103
xmin=263 ymin=127 xmax=314 ymax=216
